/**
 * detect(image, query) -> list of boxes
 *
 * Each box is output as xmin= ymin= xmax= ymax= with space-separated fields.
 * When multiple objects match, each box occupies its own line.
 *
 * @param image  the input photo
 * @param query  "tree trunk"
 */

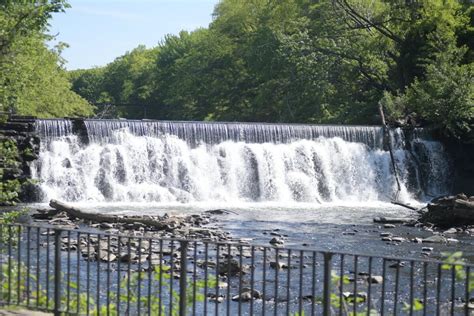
xmin=49 ymin=199 xmax=166 ymax=229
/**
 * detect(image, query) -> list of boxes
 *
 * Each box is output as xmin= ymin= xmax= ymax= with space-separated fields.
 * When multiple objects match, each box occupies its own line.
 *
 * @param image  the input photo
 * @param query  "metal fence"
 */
xmin=0 ymin=223 xmax=472 ymax=315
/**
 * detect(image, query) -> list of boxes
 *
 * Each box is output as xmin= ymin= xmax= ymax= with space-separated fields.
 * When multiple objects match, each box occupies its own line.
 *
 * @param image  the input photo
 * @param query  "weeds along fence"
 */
xmin=0 ymin=223 xmax=472 ymax=316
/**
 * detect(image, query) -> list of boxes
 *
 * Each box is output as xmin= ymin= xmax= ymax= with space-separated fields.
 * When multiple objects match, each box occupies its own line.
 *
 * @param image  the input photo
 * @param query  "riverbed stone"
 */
xmin=270 ymin=261 xmax=288 ymax=269
xmin=423 ymin=235 xmax=447 ymax=243
xmin=444 ymin=228 xmax=458 ymax=234
xmin=391 ymin=237 xmax=405 ymax=243
xmin=269 ymin=237 xmax=284 ymax=245
xmin=343 ymin=292 xmax=367 ymax=303
xmin=368 ymin=276 xmax=383 ymax=284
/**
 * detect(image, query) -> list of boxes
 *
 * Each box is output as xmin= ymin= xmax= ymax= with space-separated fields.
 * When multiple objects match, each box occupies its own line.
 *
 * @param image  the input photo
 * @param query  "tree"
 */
xmin=0 ymin=0 xmax=93 ymax=118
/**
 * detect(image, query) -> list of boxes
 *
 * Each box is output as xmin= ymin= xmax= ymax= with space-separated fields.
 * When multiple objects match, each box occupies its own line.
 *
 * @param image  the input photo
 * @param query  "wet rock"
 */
xmin=422 ymin=247 xmax=433 ymax=252
xmin=232 ymin=288 xmax=262 ymax=301
xmin=423 ymin=235 xmax=447 ymax=243
xmin=97 ymin=251 xmax=117 ymax=262
xmin=269 ymin=237 xmax=284 ymax=245
xmin=343 ymin=292 xmax=367 ymax=303
xmin=232 ymin=292 xmax=252 ymax=302
xmin=391 ymin=237 xmax=405 ymax=243
xmin=412 ymin=237 xmax=423 ymax=243
xmin=422 ymin=194 xmax=474 ymax=227
xmin=380 ymin=232 xmax=392 ymax=237
xmin=383 ymin=224 xmax=396 ymax=228
xmin=368 ymin=276 xmax=383 ymax=284
xmin=389 ymin=262 xmax=405 ymax=268
xmin=205 ymin=209 xmax=232 ymax=215
xmin=208 ymin=294 xmax=225 ymax=303
xmin=100 ymin=222 xmax=114 ymax=229
xmin=217 ymin=259 xmax=248 ymax=276
xmin=270 ymin=261 xmax=288 ymax=269
xmin=119 ymin=253 xmax=136 ymax=263
xmin=444 ymin=228 xmax=458 ymax=234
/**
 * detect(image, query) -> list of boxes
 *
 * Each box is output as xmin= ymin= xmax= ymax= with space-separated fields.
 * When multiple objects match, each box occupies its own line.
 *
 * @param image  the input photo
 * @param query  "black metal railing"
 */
xmin=0 ymin=223 xmax=472 ymax=315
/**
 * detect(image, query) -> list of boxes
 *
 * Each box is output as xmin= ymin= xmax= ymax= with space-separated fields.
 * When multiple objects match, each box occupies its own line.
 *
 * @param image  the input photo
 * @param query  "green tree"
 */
xmin=0 ymin=0 xmax=93 ymax=118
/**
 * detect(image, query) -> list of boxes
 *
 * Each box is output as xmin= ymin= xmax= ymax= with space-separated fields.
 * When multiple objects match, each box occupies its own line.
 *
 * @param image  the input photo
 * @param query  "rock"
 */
xmin=100 ymin=222 xmax=114 ymax=229
xmin=412 ymin=237 xmax=423 ymax=243
xmin=205 ymin=209 xmax=231 ymax=215
xmin=97 ymin=251 xmax=117 ymax=262
xmin=383 ymin=224 xmax=396 ymax=228
xmin=208 ymin=294 xmax=225 ymax=303
xmin=380 ymin=232 xmax=392 ymax=237
xmin=368 ymin=276 xmax=383 ymax=284
xmin=232 ymin=288 xmax=262 ymax=301
xmin=447 ymin=238 xmax=459 ymax=243
xmin=269 ymin=237 xmax=284 ymax=245
xmin=423 ymin=235 xmax=447 ymax=243
xmin=232 ymin=292 xmax=252 ymax=302
xmin=391 ymin=237 xmax=405 ymax=243
xmin=241 ymin=288 xmax=262 ymax=299
xmin=389 ymin=262 xmax=405 ymax=268
xmin=270 ymin=261 xmax=288 ymax=269
xmin=119 ymin=253 xmax=136 ymax=263
xmin=421 ymin=194 xmax=474 ymax=226
xmin=217 ymin=259 xmax=248 ymax=276
xmin=342 ymin=292 xmax=367 ymax=303
xmin=421 ymin=247 xmax=433 ymax=252
xmin=381 ymin=237 xmax=392 ymax=242
xmin=443 ymin=228 xmax=458 ymax=234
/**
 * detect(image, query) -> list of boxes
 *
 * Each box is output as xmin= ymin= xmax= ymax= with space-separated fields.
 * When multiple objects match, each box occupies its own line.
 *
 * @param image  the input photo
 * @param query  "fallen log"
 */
xmin=373 ymin=217 xmax=414 ymax=224
xmin=391 ymin=201 xmax=418 ymax=211
xmin=49 ymin=199 xmax=165 ymax=229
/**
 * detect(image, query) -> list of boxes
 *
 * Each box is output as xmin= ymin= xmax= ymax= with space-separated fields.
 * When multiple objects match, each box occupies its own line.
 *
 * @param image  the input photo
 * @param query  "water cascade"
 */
xmin=31 ymin=119 xmax=452 ymax=204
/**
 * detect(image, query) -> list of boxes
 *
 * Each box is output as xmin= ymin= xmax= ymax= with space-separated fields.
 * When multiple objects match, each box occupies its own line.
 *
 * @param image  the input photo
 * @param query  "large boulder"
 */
xmin=420 ymin=194 xmax=474 ymax=227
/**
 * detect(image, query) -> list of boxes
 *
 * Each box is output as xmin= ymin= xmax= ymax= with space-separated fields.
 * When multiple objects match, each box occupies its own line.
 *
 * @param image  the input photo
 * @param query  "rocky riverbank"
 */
xmin=27 ymin=205 xmax=245 ymax=264
xmin=419 ymin=193 xmax=474 ymax=228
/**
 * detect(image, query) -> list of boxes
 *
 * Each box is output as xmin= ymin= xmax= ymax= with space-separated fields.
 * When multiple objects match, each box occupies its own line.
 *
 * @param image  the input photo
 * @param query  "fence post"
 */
xmin=54 ymin=229 xmax=62 ymax=316
xmin=323 ymin=252 xmax=333 ymax=316
xmin=179 ymin=240 xmax=188 ymax=316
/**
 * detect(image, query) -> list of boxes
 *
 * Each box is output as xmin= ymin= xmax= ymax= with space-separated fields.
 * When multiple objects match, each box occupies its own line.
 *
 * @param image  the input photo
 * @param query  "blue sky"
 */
xmin=49 ymin=0 xmax=219 ymax=70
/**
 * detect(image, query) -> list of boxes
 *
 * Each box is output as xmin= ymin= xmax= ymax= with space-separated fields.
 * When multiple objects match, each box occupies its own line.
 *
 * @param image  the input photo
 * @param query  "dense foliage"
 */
xmin=69 ymin=0 xmax=473 ymax=141
xmin=0 ymin=0 xmax=93 ymax=119
xmin=0 ymin=139 xmax=21 ymax=205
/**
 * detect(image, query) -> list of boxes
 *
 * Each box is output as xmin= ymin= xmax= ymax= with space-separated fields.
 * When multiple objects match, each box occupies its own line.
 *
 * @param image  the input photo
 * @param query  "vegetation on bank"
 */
xmin=69 ymin=0 xmax=473 ymax=142
xmin=0 ymin=0 xmax=93 ymax=120
xmin=0 ymin=0 xmax=472 ymax=142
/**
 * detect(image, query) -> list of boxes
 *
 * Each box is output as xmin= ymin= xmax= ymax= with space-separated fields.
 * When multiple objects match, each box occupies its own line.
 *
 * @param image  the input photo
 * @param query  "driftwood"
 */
xmin=373 ymin=217 xmax=414 ymax=224
xmin=391 ymin=201 xmax=418 ymax=211
xmin=49 ymin=199 xmax=165 ymax=229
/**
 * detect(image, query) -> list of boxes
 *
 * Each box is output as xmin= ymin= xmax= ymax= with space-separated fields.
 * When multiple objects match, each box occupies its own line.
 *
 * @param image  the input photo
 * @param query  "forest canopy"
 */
xmin=70 ymin=0 xmax=474 ymax=141
xmin=0 ymin=0 xmax=93 ymax=118
xmin=1 ymin=0 xmax=473 ymax=141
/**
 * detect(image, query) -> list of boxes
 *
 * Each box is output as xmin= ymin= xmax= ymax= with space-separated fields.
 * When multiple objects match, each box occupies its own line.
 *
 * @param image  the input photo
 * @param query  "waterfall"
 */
xmin=30 ymin=119 xmax=452 ymax=204
xmin=34 ymin=119 xmax=73 ymax=139
xmin=83 ymin=119 xmax=384 ymax=148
